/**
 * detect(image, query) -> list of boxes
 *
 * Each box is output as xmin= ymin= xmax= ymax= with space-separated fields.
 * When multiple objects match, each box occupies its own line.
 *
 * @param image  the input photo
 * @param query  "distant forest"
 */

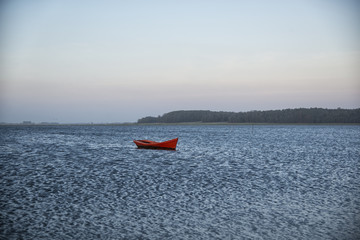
xmin=138 ymin=108 xmax=360 ymax=124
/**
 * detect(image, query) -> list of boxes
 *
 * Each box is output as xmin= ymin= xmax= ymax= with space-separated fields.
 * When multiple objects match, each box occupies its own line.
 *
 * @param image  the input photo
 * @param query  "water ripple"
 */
xmin=1 ymin=125 xmax=359 ymax=239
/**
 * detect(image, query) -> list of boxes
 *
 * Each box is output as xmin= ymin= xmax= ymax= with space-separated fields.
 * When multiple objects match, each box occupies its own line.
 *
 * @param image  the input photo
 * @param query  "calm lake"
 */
xmin=1 ymin=125 xmax=359 ymax=239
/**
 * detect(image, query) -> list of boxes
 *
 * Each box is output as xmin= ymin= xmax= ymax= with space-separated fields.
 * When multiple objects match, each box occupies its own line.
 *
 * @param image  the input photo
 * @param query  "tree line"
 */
xmin=137 ymin=108 xmax=360 ymax=124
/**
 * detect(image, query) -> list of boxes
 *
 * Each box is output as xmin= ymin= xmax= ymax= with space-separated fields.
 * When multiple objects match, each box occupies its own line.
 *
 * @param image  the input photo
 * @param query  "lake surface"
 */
xmin=1 ymin=125 xmax=359 ymax=239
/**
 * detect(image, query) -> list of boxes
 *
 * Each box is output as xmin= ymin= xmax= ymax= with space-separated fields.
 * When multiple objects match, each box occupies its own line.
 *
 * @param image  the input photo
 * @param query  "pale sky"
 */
xmin=1 ymin=0 xmax=359 ymax=123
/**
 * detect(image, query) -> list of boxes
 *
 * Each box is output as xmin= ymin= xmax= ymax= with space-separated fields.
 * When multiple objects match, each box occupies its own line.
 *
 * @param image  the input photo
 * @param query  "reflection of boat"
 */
xmin=133 ymin=138 xmax=178 ymax=150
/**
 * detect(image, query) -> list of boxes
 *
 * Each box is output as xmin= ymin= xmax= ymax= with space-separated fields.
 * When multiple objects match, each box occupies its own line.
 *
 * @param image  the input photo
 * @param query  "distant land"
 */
xmin=0 ymin=122 xmax=133 ymax=126
xmin=1 ymin=108 xmax=359 ymax=125
xmin=138 ymin=108 xmax=360 ymax=124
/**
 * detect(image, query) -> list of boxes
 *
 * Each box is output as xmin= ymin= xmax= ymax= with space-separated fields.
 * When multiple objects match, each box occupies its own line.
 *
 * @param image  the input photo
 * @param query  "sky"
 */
xmin=1 ymin=0 xmax=359 ymax=123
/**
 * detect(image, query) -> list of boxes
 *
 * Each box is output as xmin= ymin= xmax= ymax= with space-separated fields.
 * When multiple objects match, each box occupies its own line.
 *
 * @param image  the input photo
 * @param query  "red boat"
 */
xmin=133 ymin=138 xmax=178 ymax=150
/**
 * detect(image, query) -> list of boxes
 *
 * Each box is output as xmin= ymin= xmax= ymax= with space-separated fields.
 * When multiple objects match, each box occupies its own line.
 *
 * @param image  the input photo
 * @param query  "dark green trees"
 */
xmin=137 ymin=108 xmax=360 ymax=124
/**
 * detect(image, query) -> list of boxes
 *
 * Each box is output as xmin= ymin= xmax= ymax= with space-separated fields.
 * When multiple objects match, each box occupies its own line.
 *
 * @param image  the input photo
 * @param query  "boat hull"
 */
xmin=133 ymin=138 xmax=178 ymax=150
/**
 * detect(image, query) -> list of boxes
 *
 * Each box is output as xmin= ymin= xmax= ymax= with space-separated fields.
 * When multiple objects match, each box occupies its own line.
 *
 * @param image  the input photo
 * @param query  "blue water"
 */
xmin=1 ymin=125 xmax=359 ymax=239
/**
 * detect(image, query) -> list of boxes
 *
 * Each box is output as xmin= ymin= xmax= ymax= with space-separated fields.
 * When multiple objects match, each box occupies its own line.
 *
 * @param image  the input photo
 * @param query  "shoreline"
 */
xmin=1 ymin=122 xmax=359 ymax=126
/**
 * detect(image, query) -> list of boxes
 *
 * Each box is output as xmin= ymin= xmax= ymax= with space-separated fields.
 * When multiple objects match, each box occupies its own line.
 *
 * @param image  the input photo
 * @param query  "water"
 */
xmin=1 ymin=125 xmax=359 ymax=239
